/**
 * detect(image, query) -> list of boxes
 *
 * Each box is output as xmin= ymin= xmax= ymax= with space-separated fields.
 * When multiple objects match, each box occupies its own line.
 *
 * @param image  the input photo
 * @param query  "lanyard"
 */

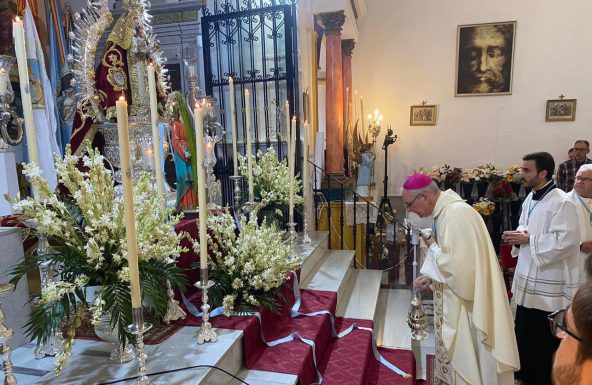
xmin=576 ymin=194 xmax=592 ymax=224
xmin=526 ymin=188 xmax=553 ymax=225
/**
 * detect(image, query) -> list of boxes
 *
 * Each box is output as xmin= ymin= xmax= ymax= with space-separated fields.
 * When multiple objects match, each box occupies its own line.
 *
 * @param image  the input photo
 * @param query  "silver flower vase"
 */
xmin=94 ymin=312 xmax=136 ymax=364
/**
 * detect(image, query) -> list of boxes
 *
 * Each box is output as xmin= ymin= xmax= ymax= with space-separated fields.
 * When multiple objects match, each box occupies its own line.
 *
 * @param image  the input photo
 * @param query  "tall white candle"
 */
xmin=115 ymin=96 xmax=142 ymax=309
xmin=303 ymin=121 xmax=309 ymax=216
xmin=194 ymin=103 xmax=208 ymax=270
xmin=245 ymin=90 xmax=254 ymax=202
xmin=289 ymin=116 xmax=296 ymax=224
xmin=284 ymin=100 xmax=290 ymax=161
xmin=360 ymin=96 xmax=365 ymax=141
xmin=345 ymin=87 xmax=349 ymax=133
xmin=147 ymin=63 xmax=165 ymax=210
xmin=229 ymin=77 xmax=239 ymax=176
xmin=13 ymin=16 xmax=40 ymax=200
xmin=354 ymin=90 xmax=358 ymax=126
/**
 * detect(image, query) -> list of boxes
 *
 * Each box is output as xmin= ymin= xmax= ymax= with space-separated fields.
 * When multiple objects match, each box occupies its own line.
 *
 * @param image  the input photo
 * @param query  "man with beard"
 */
xmin=550 ymin=280 xmax=592 ymax=385
xmin=456 ymin=23 xmax=514 ymax=94
xmin=502 ymin=152 xmax=580 ymax=385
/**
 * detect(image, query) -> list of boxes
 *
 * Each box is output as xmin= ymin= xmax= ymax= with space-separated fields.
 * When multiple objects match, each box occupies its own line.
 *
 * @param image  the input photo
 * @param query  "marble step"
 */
xmin=374 ymin=289 xmax=413 ymax=349
xmin=295 ymin=230 xmax=329 ymax=287
xmin=301 ymin=249 xmax=356 ymax=303
xmin=8 ymin=327 xmax=244 ymax=385
xmin=224 ymin=369 xmax=298 ymax=385
xmin=335 ymin=269 xmax=383 ymax=321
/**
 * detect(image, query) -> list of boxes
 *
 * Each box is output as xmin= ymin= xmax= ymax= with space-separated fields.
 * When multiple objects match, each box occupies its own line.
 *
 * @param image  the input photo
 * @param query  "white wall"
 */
xmin=352 ymin=0 xmax=592 ymax=198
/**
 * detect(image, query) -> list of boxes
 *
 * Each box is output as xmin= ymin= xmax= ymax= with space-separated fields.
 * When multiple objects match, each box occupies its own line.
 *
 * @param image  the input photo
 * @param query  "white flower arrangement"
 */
xmin=195 ymin=209 xmax=302 ymax=315
xmin=6 ymin=145 xmax=188 ymax=375
xmin=237 ymin=147 xmax=304 ymax=221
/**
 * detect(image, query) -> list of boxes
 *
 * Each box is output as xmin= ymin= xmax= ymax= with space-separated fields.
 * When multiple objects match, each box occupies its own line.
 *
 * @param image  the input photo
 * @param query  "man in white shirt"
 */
xmin=502 ymin=152 xmax=580 ymax=385
xmin=406 ymin=173 xmax=519 ymax=385
xmin=567 ymin=164 xmax=592 ymax=276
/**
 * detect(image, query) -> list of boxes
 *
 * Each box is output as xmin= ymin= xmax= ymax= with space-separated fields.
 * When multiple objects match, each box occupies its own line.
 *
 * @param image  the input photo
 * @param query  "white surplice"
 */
xmin=512 ymin=188 xmax=580 ymax=311
xmin=567 ymin=190 xmax=592 ymax=277
xmin=420 ymin=190 xmax=519 ymax=385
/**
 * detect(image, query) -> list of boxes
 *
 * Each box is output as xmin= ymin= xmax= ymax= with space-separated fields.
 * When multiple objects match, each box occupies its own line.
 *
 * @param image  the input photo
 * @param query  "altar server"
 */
xmin=503 ymin=152 xmax=580 ymax=385
xmin=406 ymin=173 xmax=519 ymax=385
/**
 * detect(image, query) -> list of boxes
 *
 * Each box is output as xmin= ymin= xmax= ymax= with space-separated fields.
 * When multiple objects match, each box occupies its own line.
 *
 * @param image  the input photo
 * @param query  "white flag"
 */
xmin=24 ymin=0 xmax=60 ymax=190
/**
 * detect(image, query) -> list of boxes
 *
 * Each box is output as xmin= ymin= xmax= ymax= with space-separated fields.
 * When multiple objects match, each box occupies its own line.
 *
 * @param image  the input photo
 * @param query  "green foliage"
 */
xmin=6 ymin=146 xmax=190 ymax=375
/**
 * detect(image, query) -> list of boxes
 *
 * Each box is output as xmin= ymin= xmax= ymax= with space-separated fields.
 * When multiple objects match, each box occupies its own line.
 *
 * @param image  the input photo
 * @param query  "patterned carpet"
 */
xmin=71 ymin=311 xmax=182 ymax=345
xmin=415 ymin=355 xmax=435 ymax=385
xmin=177 ymin=279 xmax=417 ymax=385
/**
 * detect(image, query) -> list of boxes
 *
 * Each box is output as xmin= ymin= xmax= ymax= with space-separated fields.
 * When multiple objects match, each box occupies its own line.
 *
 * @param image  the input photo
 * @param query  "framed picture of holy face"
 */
xmin=455 ymin=21 xmax=516 ymax=96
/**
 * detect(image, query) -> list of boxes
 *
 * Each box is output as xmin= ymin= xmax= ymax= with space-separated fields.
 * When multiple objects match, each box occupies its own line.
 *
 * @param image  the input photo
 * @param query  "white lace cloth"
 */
xmin=344 ymin=201 xmax=378 ymax=226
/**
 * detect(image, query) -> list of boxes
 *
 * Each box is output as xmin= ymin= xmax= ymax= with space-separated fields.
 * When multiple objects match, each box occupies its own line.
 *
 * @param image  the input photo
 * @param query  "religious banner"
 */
xmin=23 ymin=0 xmax=60 ymax=190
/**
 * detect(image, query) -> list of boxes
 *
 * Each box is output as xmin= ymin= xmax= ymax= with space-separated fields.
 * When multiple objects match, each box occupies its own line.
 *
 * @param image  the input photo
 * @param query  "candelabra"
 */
xmin=0 ymin=283 xmax=17 ymax=385
xmin=126 ymin=308 xmax=152 ymax=385
xmin=202 ymin=97 xmax=225 ymax=207
xmin=0 ymin=55 xmax=24 ymax=152
xmin=195 ymin=268 xmax=218 ymax=344
xmin=366 ymin=108 xmax=383 ymax=145
xmin=184 ymin=58 xmax=224 ymax=207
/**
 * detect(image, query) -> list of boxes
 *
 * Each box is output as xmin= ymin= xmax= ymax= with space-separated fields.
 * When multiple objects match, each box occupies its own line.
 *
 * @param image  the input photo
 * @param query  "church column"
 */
xmin=320 ymin=11 xmax=346 ymax=176
xmin=342 ymin=39 xmax=355 ymax=121
xmin=341 ymin=38 xmax=355 ymax=175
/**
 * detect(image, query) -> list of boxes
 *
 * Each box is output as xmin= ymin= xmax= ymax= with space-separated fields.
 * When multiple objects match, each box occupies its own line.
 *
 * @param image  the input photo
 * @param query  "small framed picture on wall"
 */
xmin=546 ymin=99 xmax=577 ymax=122
xmin=410 ymin=105 xmax=437 ymax=126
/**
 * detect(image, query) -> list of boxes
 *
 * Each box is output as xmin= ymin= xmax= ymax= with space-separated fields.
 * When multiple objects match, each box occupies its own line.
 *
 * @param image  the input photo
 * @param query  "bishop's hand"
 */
xmin=414 ymin=275 xmax=432 ymax=293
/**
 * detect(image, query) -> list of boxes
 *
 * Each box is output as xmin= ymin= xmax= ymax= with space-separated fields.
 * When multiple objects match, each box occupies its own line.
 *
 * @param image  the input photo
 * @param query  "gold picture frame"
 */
xmin=410 ymin=105 xmax=437 ymax=126
xmin=546 ymin=99 xmax=577 ymax=122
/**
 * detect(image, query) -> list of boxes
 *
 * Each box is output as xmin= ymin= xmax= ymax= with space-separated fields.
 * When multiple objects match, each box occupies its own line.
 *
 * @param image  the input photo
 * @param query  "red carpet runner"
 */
xmin=174 ymin=219 xmax=416 ymax=385
xmin=175 ymin=277 xmax=416 ymax=385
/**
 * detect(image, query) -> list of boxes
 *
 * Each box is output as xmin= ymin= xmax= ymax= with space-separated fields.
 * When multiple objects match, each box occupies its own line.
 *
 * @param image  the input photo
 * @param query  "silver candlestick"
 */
xmin=229 ymin=175 xmax=243 ymax=210
xmin=287 ymin=221 xmax=297 ymax=242
xmin=195 ymin=268 xmax=217 ymax=344
xmin=23 ymin=220 xmax=64 ymax=359
xmin=302 ymin=216 xmax=311 ymax=244
xmin=127 ymin=307 xmax=153 ymax=385
xmin=0 ymin=283 xmax=17 ymax=385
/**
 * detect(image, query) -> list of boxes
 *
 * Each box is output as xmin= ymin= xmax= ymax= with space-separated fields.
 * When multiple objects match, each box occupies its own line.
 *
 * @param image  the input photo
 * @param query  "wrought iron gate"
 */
xmin=201 ymin=0 xmax=299 ymax=207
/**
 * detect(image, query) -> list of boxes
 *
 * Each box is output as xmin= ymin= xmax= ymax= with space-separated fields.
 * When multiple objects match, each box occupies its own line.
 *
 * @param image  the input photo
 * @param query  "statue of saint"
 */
xmin=69 ymin=0 xmax=164 ymax=155
xmin=169 ymin=101 xmax=196 ymax=211
xmin=356 ymin=143 xmax=374 ymax=197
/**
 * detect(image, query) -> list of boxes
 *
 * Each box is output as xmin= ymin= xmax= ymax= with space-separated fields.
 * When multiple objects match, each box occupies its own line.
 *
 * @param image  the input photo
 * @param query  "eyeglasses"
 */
xmin=404 ymin=193 xmax=423 ymax=209
xmin=574 ymin=147 xmax=589 ymax=151
xmin=548 ymin=309 xmax=582 ymax=342
xmin=575 ymin=175 xmax=592 ymax=183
